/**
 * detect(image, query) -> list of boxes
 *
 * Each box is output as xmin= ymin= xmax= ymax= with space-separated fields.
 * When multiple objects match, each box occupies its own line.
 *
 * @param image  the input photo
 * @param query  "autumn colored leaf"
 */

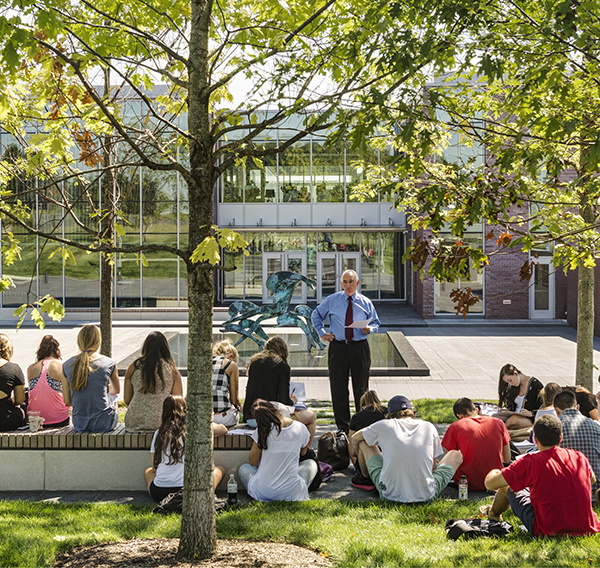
xmin=496 ymin=231 xmax=512 ymax=247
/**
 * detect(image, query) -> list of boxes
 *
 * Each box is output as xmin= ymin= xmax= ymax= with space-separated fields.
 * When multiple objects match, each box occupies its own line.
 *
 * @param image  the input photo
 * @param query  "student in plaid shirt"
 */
xmin=554 ymin=388 xmax=600 ymax=502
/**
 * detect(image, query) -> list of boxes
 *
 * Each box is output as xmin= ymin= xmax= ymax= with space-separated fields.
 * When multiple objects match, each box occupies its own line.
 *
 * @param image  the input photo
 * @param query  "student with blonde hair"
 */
xmin=62 ymin=325 xmax=120 ymax=432
xmin=212 ymin=339 xmax=240 ymax=427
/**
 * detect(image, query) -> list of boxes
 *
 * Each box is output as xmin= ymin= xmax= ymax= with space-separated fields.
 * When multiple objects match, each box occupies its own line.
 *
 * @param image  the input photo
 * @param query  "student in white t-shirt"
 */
xmin=352 ymin=395 xmax=463 ymax=503
xmin=238 ymin=399 xmax=317 ymax=502
xmin=144 ymin=395 xmax=226 ymax=502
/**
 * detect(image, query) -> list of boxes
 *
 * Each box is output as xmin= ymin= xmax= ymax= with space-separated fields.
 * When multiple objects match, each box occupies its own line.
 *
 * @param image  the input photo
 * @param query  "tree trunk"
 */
xmin=178 ymin=262 xmax=216 ymax=560
xmin=100 ymin=255 xmax=113 ymax=357
xmin=575 ymin=196 xmax=595 ymax=391
xmin=177 ymin=0 xmax=216 ymax=559
xmin=99 ymin=67 xmax=113 ymax=357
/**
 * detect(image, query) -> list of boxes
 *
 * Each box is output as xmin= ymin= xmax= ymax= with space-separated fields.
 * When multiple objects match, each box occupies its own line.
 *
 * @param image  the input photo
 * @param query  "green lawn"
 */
xmin=2 ymin=498 xmax=600 ymax=567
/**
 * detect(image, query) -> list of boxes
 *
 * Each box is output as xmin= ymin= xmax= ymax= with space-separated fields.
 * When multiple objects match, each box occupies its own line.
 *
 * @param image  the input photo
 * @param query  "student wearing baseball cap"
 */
xmin=352 ymin=395 xmax=463 ymax=502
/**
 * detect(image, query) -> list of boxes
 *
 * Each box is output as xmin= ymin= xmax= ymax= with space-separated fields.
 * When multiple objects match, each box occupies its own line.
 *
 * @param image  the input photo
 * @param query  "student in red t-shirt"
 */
xmin=483 ymin=415 xmax=600 ymax=537
xmin=442 ymin=398 xmax=511 ymax=490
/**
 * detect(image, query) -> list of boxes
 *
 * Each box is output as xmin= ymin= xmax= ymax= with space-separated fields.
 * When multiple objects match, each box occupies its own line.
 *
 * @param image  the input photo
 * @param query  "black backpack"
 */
xmin=445 ymin=518 xmax=513 ymax=540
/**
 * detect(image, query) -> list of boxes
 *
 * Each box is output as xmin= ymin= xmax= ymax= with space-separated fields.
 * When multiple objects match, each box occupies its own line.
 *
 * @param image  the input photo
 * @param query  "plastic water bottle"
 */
xmin=227 ymin=474 xmax=238 ymax=505
xmin=458 ymin=475 xmax=468 ymax=501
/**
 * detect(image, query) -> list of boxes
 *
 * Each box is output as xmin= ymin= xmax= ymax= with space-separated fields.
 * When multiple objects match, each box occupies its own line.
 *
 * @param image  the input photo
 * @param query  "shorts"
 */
xmin=149 ymin=481 xmax=183 ymax=503
xmin=366 ymin=455 xmax=455 ymax=502
xmin=507 ymin=488 xmax=536 ymax=535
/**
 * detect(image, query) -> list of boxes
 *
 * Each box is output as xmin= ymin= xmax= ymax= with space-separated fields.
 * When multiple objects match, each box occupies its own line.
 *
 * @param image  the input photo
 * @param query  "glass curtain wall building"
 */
xmin=216 ymin=113 xmax=406 ymax=305
xmin=0 ymin=108 xmax=406 ymax=311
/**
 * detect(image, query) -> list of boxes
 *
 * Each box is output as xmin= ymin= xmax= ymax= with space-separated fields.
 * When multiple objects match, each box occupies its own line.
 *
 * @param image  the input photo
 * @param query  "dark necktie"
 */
xmin=345 ymin=295 xmax=353 ymax=341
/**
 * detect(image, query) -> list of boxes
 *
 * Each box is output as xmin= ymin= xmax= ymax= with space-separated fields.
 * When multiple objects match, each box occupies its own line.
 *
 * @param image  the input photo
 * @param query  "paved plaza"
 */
xmin=3 ymin=316 xmax=599 ymax=404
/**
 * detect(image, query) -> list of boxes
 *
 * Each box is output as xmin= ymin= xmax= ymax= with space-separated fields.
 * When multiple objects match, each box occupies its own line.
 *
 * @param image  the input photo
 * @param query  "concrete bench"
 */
xmin=0 ymin=424 xmax=253 ymax=492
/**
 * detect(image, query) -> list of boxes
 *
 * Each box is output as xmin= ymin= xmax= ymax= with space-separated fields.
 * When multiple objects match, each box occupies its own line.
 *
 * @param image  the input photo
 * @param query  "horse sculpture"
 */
xmin=222 ymin=271 xmax=326 ymax=351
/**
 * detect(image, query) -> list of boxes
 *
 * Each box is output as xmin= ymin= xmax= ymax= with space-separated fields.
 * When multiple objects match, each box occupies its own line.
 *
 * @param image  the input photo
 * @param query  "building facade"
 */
xmin=0 ymin=106 xmax=568 ymax=322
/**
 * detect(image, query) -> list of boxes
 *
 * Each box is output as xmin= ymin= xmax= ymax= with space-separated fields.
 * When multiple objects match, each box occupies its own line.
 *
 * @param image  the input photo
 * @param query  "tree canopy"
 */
xmin=0 ymin=0 xmax=477 ymax=558
xmin=375 ymin=0 xmax=600 ymax=387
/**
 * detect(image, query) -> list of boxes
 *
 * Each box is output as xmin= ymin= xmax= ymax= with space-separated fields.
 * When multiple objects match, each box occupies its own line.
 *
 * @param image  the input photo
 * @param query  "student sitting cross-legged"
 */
xmin=352 ymin=395 xmax=463 ymax=503
xmin=238 ymin=399 xmax=317 ymax=502
xmin=482 ymin=414 xmax=600 ymax=537
xmin=442 ymin=397 xmax=511 ymax=491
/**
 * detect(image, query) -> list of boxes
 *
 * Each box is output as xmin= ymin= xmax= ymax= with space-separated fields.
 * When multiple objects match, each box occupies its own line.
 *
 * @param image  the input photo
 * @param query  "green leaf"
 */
xmin=190 ymin=237 xmax=220 ymax=265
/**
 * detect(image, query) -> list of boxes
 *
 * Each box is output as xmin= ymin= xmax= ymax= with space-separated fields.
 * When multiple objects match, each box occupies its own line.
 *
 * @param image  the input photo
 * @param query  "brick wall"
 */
xmin=484 ymin=223 xmax=530 ymax=319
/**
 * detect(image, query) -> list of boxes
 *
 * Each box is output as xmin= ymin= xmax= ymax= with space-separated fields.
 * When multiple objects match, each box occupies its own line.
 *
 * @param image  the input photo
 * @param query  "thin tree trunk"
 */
xmin=178 ymin=262 xmax=216 ymax=559
xmin=99 ymin=65 xmax=114 ymax=357
xmin=100 ymin=254 xmax=113 ymax=356
xmin=576 ymin=198 xmax=595 ymax=391
xmin=177 ymin=0 xmax=216 ymax=559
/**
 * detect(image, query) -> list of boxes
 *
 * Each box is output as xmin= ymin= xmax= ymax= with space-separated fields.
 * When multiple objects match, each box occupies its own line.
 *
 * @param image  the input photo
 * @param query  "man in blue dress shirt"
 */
xmin=311 ymin=269 xmax=380 ymax=432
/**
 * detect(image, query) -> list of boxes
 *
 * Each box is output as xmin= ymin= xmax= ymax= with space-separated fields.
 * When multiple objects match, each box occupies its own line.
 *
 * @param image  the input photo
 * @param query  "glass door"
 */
xmin=316 ymin=252 xmax=361 ymax=301
xmin=262 ymin=252 xmax=307 ymax=303
xmin=530 ymin=256 xmax=554 ymax=319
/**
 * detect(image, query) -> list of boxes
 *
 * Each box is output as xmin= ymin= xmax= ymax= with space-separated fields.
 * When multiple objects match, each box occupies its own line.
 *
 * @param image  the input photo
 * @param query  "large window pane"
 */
xmin=360 ymin=233 xmax=379 ymax=300
xmin=317 ymin=232 xmax=359 ymax=252
xmin=246 ymin=142 xmax=277 ymax=203
xmin=313 ymin=140 xmax=344 ymax=203
xmin=434 ymin=233 xmax=483 ymax=313
xmin=2 ymin=237 xmax=37 ymax=307
xmin=245 ymin=233 xmax=262 ymax=299
xmin=347 ymin=145 xmax=379 ymax=203
xmin=279 ymin=142 xmax=311 ymax=203
xmin=143 ymin=248 xmax=179 ymax=307
xmin=380 ymin=232 xmax=404 ymax=299
xmin=223 ymin=250 xmax=243 ymax=300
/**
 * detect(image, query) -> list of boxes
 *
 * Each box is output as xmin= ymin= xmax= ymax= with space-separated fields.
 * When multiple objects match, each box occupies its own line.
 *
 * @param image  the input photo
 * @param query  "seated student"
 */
xmin=124 ymin=331 xmax=183 ymax=432
xmin=63 ymin=325 xmax=120 ymax=433
xmin=144 ymin=395 xmax=226 ymax=502
xmin=212 ymin=340 xmax=241 ymax=428
xmin=238 ymin=399 xmax=317 ymax=502
xmin=0 ymin=334 xmax=27 ymax=431
xmin=243 ymin=337 xmax=316 ymax=446
xmin=441 ymin=397 xmax=511 ymax=491
xmin=348 ymin=390 xmax=387 ymax=491
xmin=482 ymin=415 xmax=600 ymax=537
xmin=565 ymin=385 xmax=599 ymax=421
xmin=27 ymin=335 xmax=71 ymax=429
xmin=554 ymin=388 xmax=600 ymax=501
xmin=495 ymin=364 xmax=543 ymax=431
xmin=352 ymin=395 xmax=463 ymax=503
xmin=534 ymin=382 xmax=561 ymax=421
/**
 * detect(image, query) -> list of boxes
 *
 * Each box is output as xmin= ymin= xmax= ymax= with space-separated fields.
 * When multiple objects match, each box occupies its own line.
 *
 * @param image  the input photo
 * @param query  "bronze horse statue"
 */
xmin=222 ymin=271 xmax=326 ymax=351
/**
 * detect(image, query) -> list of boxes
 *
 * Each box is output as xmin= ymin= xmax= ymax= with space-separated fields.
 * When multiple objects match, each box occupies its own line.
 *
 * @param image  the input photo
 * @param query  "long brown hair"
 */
xmin=252 ymin=399 xmax=282 ymax=451
xmin=248 ymin=336 xmax=289 ymax=370
xmin=498 ymin=363 xmax=521 ymax=409
xmin=134 ymin=331 xmax=176 ymax=394
xmin=36 ymin=335 xmax=61 ymax=361
xmin=153 ymin=395 xmax=186 ymax=470
xmin=71 ymin=325 xmax=101 ymax=392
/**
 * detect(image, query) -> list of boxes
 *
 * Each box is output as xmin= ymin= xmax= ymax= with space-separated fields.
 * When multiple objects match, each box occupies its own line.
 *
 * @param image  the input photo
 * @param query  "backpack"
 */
xmin=317 ymin=430 xmax=350 ymax=470
xmin=152 ymin=489 xmax=183 ymax=515
xmin=445 ymin=518 xmax=513 ymax=540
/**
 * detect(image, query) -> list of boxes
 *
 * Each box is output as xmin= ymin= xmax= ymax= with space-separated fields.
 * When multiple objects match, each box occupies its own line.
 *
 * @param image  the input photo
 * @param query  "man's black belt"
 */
xmin=332 ymin=339 xmax=367 ymax=345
